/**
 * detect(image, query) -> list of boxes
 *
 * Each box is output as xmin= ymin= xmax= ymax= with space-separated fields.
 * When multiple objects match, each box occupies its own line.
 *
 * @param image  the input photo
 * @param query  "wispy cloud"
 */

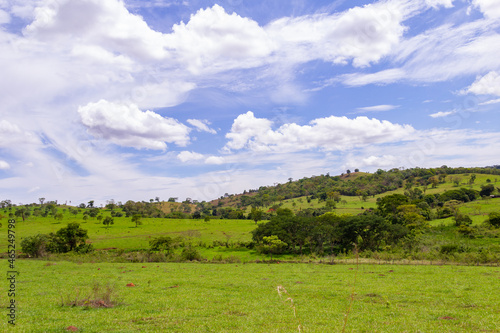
xmin=355 ymin=104 xmax=400 ymax=113
xmin=429 ymin=110 xmax=456 ymax=118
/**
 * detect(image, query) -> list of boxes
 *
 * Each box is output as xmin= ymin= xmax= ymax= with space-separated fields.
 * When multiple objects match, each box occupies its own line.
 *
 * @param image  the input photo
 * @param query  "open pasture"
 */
xmin=2 ymin=260 xmax=499 ymax=332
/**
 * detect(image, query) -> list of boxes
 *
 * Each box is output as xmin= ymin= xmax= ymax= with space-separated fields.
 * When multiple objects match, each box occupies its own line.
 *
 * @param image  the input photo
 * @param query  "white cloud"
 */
xmin=429 ymin=110 xmax=456 ymax=118
xmin=266 ymin=0 xmax=407 ymax=68
xmin=25 ymin=0 xmax=168 ymax=60
xmin=362 ymin=155 xmax=397 ymax=167
xmin=165 ymin=4 xmax=274 ymax=74
xmin=356 ymin=104 xmax=399 ymax=112
xmin=78 ymin=100 xmax=191 ymax=150
xmin=473 ymin=0 xmax=500 ymax=19
xmin=0 ymin=120 xmax=40 ymax=147
xmin=0 ymin=160 xmax=10 ymax=170
xmin=205 ymin=156 xmax=225 ymax=165
xmin=187 ymin=119 xmax=217 ymax=134
xmin=0 ymin=8 xmax=10 ymax=24
xmin=341 ymin=19 xmax=500 ymax=86
xmin=425 ymin=0 xmax=454 ymax=9
xmin=464 ymin=71 xmax=500 ymax=96
xmin=177 ymin=151 xmax=204 ymax=162
xmin=479 ymin=98 xmax=500 ymax=105
xmin=225 ymin=111 xmax=415 ymax=152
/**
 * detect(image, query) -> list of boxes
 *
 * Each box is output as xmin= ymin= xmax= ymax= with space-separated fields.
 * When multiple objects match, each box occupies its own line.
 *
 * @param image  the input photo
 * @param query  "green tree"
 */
xmin=149 ymin=236 xmax=174 ymax=253
xmin=488 ymin=212 xmax=500 ymax=228
xmin=376 ymin=194 xmax=409 ymax=217
xmin=103 ymin=216 xmax=114 ymax=228
xmin=480 ymin=184 xmax=495 ymax=197
xmin=261 ymin=235 xmax=287 ymax=260
xmin=131 ymin=214 xmax=142 ymax=227
xmin=48 ymin=223 xmax=90 ymax=253
xmin=249 ymin=207 xmax=263 ymax=224
xmin=21 ymin=234 xmax=49 ymax=258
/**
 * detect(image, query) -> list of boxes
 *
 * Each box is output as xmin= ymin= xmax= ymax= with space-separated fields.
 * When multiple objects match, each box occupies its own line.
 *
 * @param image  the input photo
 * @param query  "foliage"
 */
xmin=47 ymin=223 xmax=91 ymax=253
xmin=21 ymin=234 xmax=50 ymax=258
xmin=102 ymin=216 xmax=114 ymax=228
xmin=131 ymin=214 xmax=142 ymax=227
xmin=259 ymin=235 xmax=287 ymax=259
xmin=149 ymin=236 xmax=174 ymax=253
xmin=488 ymin=212 xmax=500 ymax=228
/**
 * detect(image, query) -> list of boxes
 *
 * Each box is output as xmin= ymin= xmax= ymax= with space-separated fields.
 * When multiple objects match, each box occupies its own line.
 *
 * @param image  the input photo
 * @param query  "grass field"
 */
xmin=2 ymin=260 xmax=499 ymax=332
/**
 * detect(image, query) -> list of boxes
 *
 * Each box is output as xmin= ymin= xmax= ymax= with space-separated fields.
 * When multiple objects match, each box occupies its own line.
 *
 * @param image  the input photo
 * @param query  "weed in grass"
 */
xmin=276 ymin=285 xmax=303 ymax=332
xmin=342 ymin=245 xmax=359 ymax=333
xmin=61 ymin=281 xmax=121 ymax=308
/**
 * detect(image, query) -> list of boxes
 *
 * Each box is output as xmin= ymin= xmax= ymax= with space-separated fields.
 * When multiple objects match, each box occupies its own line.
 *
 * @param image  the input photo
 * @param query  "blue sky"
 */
xmin=1 ymin=0 xmax=500 ymax=205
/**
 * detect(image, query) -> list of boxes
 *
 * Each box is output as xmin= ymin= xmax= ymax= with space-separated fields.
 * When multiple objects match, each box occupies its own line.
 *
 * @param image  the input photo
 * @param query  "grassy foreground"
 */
xmin=2 ymin=260 xmax=500 ymax=332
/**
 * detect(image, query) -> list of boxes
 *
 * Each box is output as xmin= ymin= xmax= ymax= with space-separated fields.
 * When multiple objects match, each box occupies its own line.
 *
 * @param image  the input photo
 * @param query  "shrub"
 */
xmin=488 ymin=212 xmax=500 ymax=228
xmin=21 ymin=234 xmax=50 ymax=258
xmin=149 ymin=236 xmax=174 ymax=253
xmin=454 ymin=213 xmax=472 ymax=227
xmin=181 ymin=246 xmax=202 ymax=261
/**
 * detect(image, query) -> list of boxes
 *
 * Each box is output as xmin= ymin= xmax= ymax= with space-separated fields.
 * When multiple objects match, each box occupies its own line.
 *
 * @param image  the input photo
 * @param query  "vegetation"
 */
xmin=1 ymin=260 xmax=499 ymax=332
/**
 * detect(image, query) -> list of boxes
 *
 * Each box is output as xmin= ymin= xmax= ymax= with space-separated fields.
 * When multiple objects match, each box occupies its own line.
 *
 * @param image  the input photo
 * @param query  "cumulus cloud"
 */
xmin=165 ymin=4 xmax=274 ymax=74
xmin=24 ymin=0 xmax=167 ymax=60
xmin=266 ymin=0 xmax=407 ymax=68
xmin=341 ymin=20 xmax=500 ymax=86
xmin=177 ymin=151 xmax=204 ymax=162
xmin=187 ymin=119 xmax=217 ymax=134
xmin=473 ymin=0 xmax=500 ymax=19
xmin=0 ymin=160 xmax=10 ymax=170
xmin=78 ymin=100 xmax=190 ymax=150
xmin=464 ymin=71 xmax=500 ymax=96
xmin=205 ymin=156 xmax=225 ymax=165
xmin=225 ymin=111 xmax=415 ymax=152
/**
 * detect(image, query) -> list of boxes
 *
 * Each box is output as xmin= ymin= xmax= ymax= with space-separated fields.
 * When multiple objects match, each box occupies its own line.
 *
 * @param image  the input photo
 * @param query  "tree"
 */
xmin=249 ymin=207 xmax=263 ymax=224
xmin=48 ymin=223 xmax=90 ymax=253
xmin=260 ymin=235 xmax=287 ymax=260
xmin=488 ymin=212 xmax=500 ymax=228
xmin=103 ymin=216 xmax=114 ymax=228
xmin=131 ymin=214 xmax=142 ymax=227
xmin=376 ymin=194 xmax=409 ymax=217
xmin=149 ymin=236 xmax=174 ymax=253
xmin=39 ymin=198 xmax=45 ymax=205
xmin=21 ymin=234 xmax=49 ymax=258
xmin=87 ymin=200 xmax=94 ymax=208
xmin=480 ymin=184 xmax=495 ymax=197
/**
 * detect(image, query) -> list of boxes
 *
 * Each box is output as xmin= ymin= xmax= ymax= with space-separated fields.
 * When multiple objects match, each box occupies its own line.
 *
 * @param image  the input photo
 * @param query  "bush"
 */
xmin=181 ymin=246 xmax=202 ymax=261
xmin=488 ymin=212 xmax=500 ymax=228
xmin=21 ymin=234 xmax=49 ymax=258
xmin=454 ymin=213 xmax=472 ymax=227
xmin=149 ymin=236 xmax=174 ymax=253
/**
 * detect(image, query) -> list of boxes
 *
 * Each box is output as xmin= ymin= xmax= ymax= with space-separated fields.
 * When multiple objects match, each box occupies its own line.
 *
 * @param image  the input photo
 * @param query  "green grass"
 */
xmin=0 ymin=216 xmax=256 ymax=252
xmin=2 ymin=260 xmax=500 ymax=332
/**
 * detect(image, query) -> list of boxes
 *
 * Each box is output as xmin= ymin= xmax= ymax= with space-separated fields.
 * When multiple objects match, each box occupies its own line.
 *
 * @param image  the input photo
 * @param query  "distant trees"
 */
xmin=252 ymin=211 xmax=407 ymax=255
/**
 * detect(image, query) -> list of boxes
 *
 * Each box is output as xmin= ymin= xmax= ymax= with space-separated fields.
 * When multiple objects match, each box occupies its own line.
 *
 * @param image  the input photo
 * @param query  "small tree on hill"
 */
xmin=249 ymin=207 xmax=263 ymax=224
xmin=103 ymin=216 xmax=114 ymax=228
xmin=488 ymin=212 xmax=500 ymax=228
xmin=131 ymin=214 xmax=142 ymax=227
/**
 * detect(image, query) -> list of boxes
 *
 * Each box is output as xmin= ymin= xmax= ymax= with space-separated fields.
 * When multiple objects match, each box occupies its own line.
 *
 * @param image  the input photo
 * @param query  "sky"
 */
xmin=1 ymin=0 xmax=500 ymax=206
